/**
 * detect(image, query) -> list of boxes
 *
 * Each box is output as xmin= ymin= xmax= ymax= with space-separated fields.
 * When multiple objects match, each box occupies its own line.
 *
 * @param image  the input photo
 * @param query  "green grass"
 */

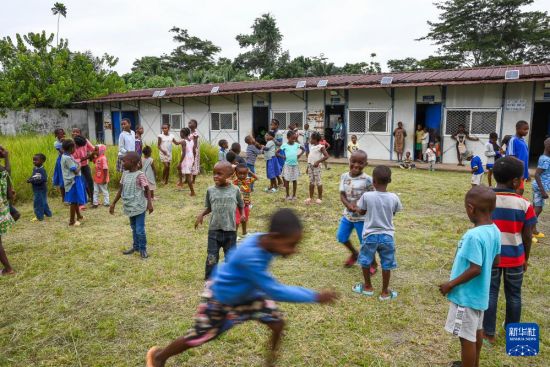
xmin=0 ymin=163 xmax=548 ymax=366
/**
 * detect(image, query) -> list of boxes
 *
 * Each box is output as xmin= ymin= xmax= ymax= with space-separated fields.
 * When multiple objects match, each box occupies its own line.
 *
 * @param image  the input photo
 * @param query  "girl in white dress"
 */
xmin=157 ymin=122 xmax=179 ymax=185
xmin=178 ymin=128 xmax=196 ymax=196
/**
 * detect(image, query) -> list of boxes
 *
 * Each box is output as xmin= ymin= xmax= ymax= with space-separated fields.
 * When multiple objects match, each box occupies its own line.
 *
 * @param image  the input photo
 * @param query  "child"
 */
xmin=146 ymin=208 xmax=338 ymax=367
xmin=218 ymin=139 xmax=228 ymax=162
xmin=117 ymin=118 xmax=135 ymax=172
xmin=245 ymin=135 xmax=262 ymax=191
xmin=482 ymin=156 xmax=536 ymax=345
xmin=135 ymin=125 xmax=144 ymax=157
xmin=109 ymin=152 xmax=154 ymax=259
xmin=421 ymin=127 xmax=430 ymax=162
xmin=234 ymin=163 xmax=258 ymax=238
xmin=337 ymin=150 xmax=375 ymax=268
xmin=73 ymin=135 xmax=95 ymax=203
xmin=435 ymin=136 xmax=442 ymax=163
xmin=178 ymin=127 xmax=196 ymax=196
xmin=399 ymin=152 xmax=416 ymax=170
xmin=188 ymin=119 xmax=201 ymax=183
xmin=92 ymin=144 xmax=110 ymax=208
xmin=263 ymin=132 xmax=280 ymax=193
xmin=352 ymin=165 xmax=402 ymax=300
xmin=467 ymin=152 xmax=484 ymax=187
xmin=305 ymin=131 xmax=329 ymax=204
xmin=27 ymin=153 xmax=52 ymax=221
xmin=61 ymin=139 xmax=86 ymax=226
xmin=52 ymin=128 xmax=66 ymax=202
xmin=532 ymin=137 xmax=550 ymax=240
xmin=484 ymin=132 xmax=500 ymax=187
xmin=505 ymin=120 xmax=530 ymax=195
xmin=415 ymin=125 xmax=424 ymax=161
xmin=195 ymin=161 xmax=245 ymax=279
xmin=141 ymin=146 xmax=157 ymax=200
xmin=0 ymin=146 xmax=15 ymax=275
xmin=452 ymin=124 xmax=479 ymax=166
xmin=500 ymin=135 xmax=512 ymax=156
xmin=270 ymin=119 xmax=285 ymax=187
xmin=157 ymin=122 xmax=179 ymax=185
xmin=319 ymin=134 xmax=331 ymax=170
xmin=301 ymin=123 xmax=312 ymax=158
xmin=426 ymin=142 xmax=437 ymax=171
xmin=347 ymin=134 xmax=359 ymax=155
xmin=230 ymin=142 xmax=246 ymax=165
xmin=278 ymin=131 xmax=305 ymax=201
xmin=439 ymin=186 xmax=500 ymax=367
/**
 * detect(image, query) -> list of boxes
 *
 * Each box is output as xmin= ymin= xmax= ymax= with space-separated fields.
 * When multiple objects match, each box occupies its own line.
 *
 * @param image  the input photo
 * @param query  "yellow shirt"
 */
xmin=416 ymin=130 xmax=424 ymax=144
xmin=347 ymin=142 xmax=358 ymax=153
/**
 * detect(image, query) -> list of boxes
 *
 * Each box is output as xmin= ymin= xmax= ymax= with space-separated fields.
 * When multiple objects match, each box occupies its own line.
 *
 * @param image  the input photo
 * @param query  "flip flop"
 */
xmin=352 ymin=282 xmax=374 ymax=296
xmin=379 ymin=290 xmax=398 ymax=301
xmin=146 ymin=346 xmax=161 ymax=367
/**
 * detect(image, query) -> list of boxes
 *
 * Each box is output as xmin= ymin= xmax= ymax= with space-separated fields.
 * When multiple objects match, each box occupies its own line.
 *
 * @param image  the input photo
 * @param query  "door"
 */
xmin=425 ymin=103 xmax=442 ymax=136
xmin=94 ymin=112 xmax=104 ymax=143
xmin=325 ymin=105 xmax=345 ymax=156
xmin=113 ymin=111 xmax=138 ymax=143
xmin=112 ymin=111 xmax=121 ymax=143
xmin=529 ymin=102 xmax=550 ymax=164
xmin=252 ymin=106 xmax=269 ymax=144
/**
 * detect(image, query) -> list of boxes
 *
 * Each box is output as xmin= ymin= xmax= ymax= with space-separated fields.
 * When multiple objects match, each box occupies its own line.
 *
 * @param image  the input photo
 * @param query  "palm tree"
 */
xmin=51 ymin=2 xmax=67 ymax=46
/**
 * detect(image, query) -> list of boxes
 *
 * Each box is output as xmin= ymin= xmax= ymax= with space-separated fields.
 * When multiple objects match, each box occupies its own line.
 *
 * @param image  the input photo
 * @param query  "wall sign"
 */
xmin=256 ymin=100 xmax=265 ymax=106
xmin=423 ymin=95 xmax=435 ymax=103
xmin=506 ymin=99 xmax=527 ymax=111
xmin=543 ymin=92 xmax=550 ymax=100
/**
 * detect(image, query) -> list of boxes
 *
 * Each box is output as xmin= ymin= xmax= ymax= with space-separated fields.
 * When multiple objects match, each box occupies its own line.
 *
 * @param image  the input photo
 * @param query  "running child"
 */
xmin=263 ymin=131 xmax=280 ymax=193
xmin=157 ymin=122 xmax=179 ymax=185
xmin=347 ymin=134 xmax=359 ymax=155
xmin=92 ymin=144 xmax=110 ymax=208
xmin=234 ymin=163 xmax=258 ymax=238
xmin=337 ymin=150 xmax=375 ymax=268
xmin=117 ymin=118 xmax=135 ymax=172
xmin=305 ymin=131 xmax=329 ymax=204
xmin=178 ymin=127 xmax=196 ymax=196
xmin=146 ymin=208 xmax=338 ymax=367
xmin=352 ymin=165 xmax=402 ymax=301
xmin=532 ymin=137 xmax=550 ymax=240
xmin=245 ymin=135 xmax=262 ymax=191
xmin=466 ymin=152 xmax=484 ymax=187
xmin=141 ymin=146 xmax=157 ymax=200
xmin=505 ymin=121 xmax=530 ymax=195
xmin=110 ymin=152 xmax=154 ymax=259
xmin=440 ymin=186 xmax=501 ymax=367
xmin=484 ymin=132 xmax=500 ymax=187
xmin=277 ymin=131 xmax=305 ymax=201
xmin=27 ymin=153 xmax=52 ymax=221
xmin=60 ymin=139 xmax=86 ymax=226
xmin=218 ymin=139 xmax=228 ymax=162
xmin=0 ymin=146 xmax=15 ymax=275
xmin=188 ymin=119 xmax=200 ymax=183
xmin=52 ymin=128 xmax=66 ymax=202
xmin=426 ymin=142 xmax=437 ymax=171
xmin=195 ymin=161 xmax=245 ymax=280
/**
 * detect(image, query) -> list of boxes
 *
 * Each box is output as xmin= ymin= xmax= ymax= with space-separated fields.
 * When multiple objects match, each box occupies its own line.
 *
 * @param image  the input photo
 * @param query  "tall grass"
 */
xmin=0 ymin=134 xmax=219 ymax=202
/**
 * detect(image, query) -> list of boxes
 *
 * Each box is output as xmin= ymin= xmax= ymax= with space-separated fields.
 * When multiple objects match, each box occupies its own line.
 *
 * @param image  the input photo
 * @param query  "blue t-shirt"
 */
xmin=532 ymin=154 xmax=550 ymax=191
xmin=506 ymin=136 xmax=529 ymax=179
xmin=447 ymin=224 xmax=501 ymax=311
xmin=280 ymin=143 xmax=302 ymax=166
xmin=470 ymin=156 xmax=484 ymax=174
xmin=211 ymin=234 xmax=318 ymax=305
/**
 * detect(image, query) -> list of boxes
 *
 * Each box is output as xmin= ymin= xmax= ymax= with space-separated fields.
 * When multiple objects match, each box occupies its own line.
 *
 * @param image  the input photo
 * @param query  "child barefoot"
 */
xmin=157 ymin=122 xmax=179 ymax=185
xmin=147 ymin=209 xmax=338 ymax=367
xmin=319 ymin=134 xmax=331 ymax=169
xmin=245 ymin=135 xmax=262 ymax=191
xmin=440 ymin=186 xmax=501 ymax=367
xmin=188 ymin=119 xmax=201 ymax=183
xmin=52 ymin=128 xmax=66 ymax=202
xmin=141 ymin=146 xmax=157 ymax=200
xmin=218 ymin=139 xmax=228 ymax=162
xmin=399 ymin=152 xmax=416 ymax=169
xmin=0 ymin=146 xmax=15 ymax=275
xmin=426 ymin=142 xmax=437 ymax=172
xmin=352 ymin=165 xmax=402 ymax=300
xmin=278 ymin=131 xmax=304 ymax=201
xmin=61 ymin=139 xmax=86 ymax=226
xmin=178 ymin=127 xmax=196 ymax=196
xmin=92 ymin=144 xmax=110 ymax=208
xmin=234 ymin=163 xmax=258 ymax=238
xmin=263 ymin=132 xmax=281 ymax=193
xmin=484 ymin=132 xmax=500 ymax=187
xmin=27 ymin=153 xmax=52 ymax=221
xmin=110 ymin=152 xmax=154 ymax=259
xmin=305 ymin=131 xmax=329 ymax=204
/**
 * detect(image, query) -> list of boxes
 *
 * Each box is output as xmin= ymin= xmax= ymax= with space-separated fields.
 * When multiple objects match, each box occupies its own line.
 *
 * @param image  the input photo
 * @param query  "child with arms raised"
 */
xmin=234 ymin=163 xmax=258 ymax=238
xmin=439 ymin=186 xmax=501 ymax=367
xmin=305 ymin=131 xmax=329 ymax=204
xmin=178 ymin=127 xmax=196 ymax=196
xmin=110 ymin=152 xmax=153 ymax=259
xmin=277 ymin=131 xmax=304 ymax=201
xmin=147 ymin=208 xmax=338 ymax=367
xmin=61 ymin=139 xmax=87 ymax=226
xmin=27 ymin=153 xmax=52 ymax=221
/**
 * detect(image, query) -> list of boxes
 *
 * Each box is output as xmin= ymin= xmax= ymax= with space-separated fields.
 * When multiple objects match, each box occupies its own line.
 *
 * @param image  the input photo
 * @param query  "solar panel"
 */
xmin=296 ymin=80 xmax=306 ymax=88
xmin=210 ymin=86 xmax=220 ymax=93
xmin=505 ymin=70 xmax=520 ymax=80
xmin=158 ymin=90 xmax=166 ymax=97
xmin=380 ymin=76 xmax=393 ymax=85
xmin=317 ymin=79 xmax=328 ymax=87
xmin=152 ymin=91 xmax=160 ymax=97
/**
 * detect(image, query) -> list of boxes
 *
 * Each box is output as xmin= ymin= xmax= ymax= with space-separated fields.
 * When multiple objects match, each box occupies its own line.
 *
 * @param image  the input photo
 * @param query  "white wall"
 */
xmin=393 ymin=88 xmax=416 ymax=157
xmin=0 ymin=108 xmax=88 ymax=136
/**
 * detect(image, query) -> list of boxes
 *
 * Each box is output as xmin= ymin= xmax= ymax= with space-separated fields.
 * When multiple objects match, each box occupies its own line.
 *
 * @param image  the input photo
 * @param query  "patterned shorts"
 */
xmin=184 ymin=282 xmax=283 ymax=347
xmin=282 ymin=164 xmax=300 ymax=182
xmin=116 ymin=156 xmax=124 ymax=172
xmin=308 ymin=164 xmax=322 ymax=186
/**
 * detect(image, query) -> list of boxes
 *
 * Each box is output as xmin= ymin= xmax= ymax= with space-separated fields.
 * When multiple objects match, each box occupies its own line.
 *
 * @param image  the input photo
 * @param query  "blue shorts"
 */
xmin=533 ymin=185 xmax=547 ymax=207
xmin=304 ymin=143 xmax=310 ymax=153
xmin=486 ymin=164 xmax=494 ymax=170
xmin=358 ymin=234 xmax=397 ymax=270
xmin=336 ymin=216 xmax=364 ymax=244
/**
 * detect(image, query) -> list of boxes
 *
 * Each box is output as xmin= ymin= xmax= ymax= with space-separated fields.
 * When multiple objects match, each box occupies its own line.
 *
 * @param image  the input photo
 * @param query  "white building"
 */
xmin=81 ymin=64 xmax=550 ymax=164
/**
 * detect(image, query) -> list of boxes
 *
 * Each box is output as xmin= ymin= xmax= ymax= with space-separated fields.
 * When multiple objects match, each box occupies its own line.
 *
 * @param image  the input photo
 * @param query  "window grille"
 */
xmin=161 ymin=114 xmax=182 ymax=130
xmin=445 ymin=109 xmax=498 ymax=135
xmin=348 ymin=110 xmax=388 ymax=133
xmin=211 ymin=112 xmax=237 ymax=131
xmin=272 ymin=111 xmax=305 ymax=129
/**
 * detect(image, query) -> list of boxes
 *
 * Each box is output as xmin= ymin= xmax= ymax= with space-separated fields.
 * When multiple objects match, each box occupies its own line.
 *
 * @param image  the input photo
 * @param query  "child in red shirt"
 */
xmin=92 ymin=144 xmax=110 ymax=207
xmin=319 ymin=134 xmax=331 ymax=170
xmin=234 ymin=163 xmax=257 ymax=238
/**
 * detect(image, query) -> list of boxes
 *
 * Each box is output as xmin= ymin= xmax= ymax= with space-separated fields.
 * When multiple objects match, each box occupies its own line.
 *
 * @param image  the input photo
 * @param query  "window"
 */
xmin=272 ymin=111 xmax=305 ymax=129
xmin=348 ymin=110 xmax=388 ymax=133
xmin=161 ymin=113 xmax=182 ymax=130
xmin=445 ymin=109 xmax=498 ymax=135
xmin=211 ymin=112 xmax=237 ymax=131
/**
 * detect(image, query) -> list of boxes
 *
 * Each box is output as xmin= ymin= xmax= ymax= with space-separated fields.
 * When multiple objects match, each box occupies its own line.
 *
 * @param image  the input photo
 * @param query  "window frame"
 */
xmin=347 ymin=109 xmax=390 ymax=135
xmin=271 ymin=110 xmax=306 ymax=130
xmin=161 ymin=113 xmax=183 ymax=131
xmin=443 ymin=108 xmax=500 ymax=137
xmin=210 ymin=111 xmax=238 ymax=131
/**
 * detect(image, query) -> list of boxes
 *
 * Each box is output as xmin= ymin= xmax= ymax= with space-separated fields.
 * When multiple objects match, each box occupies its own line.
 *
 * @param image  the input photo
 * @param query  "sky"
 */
xmin=3 ymin=0 xmax=550 ymax=74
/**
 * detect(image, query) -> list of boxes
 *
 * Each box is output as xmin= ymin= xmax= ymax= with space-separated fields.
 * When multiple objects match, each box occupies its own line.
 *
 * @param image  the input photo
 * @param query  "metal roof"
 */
xmin=81 ymin=63 xmax=550 ymax=103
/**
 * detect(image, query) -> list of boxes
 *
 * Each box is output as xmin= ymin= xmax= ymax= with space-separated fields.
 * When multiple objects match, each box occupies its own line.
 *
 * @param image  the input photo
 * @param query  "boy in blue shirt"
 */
xmin=27 ymin=153 xmax=52 ymax=221
xmin=439 ymin=186 xmax=501 ymax=367
xmin=147 ymin=208 xmax=338 ymax=367
xmin=466 ymin=152 xmax=484 ymax=187
xmin=506 ymin=120 xmax=530 ymax=195
xmin=533 ymin=137 xmax=550 ymax=240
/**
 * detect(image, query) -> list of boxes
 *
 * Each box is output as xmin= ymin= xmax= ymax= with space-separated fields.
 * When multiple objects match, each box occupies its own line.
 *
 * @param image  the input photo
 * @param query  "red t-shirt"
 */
xmin=94 ymin=156 xmax=110 ymax=184
xmin=72 ymin=140 xmax=95 ymax=166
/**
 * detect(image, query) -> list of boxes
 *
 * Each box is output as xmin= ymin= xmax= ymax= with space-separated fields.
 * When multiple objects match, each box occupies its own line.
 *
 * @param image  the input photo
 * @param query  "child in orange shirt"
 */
xmin=92 ymin=144 xmax=110 ymax=207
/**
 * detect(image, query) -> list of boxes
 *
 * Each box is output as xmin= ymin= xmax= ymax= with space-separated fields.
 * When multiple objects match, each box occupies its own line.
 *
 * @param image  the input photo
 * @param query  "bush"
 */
xmin=0 ymin=134 xmax=218 ymax=202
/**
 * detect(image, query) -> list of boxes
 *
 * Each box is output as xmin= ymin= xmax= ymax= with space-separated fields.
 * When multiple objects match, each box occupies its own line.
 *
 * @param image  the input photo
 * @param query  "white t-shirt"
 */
xmin=158 ymin=133 xmax=175 ymax=157
xmin=307 ymin=144 xmax=324 ymax=165
xmin=357 ymin=191 xmax=403 ymax=238
xmin=339 ymin=172 xmax=374 ymax=222
xmin=485 ymin=142 xmax=497 ymax=165
xmin=426 ymin=147 xmax=437 ymax=162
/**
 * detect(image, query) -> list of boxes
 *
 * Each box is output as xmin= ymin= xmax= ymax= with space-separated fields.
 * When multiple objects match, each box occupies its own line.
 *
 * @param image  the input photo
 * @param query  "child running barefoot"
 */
xmin=263 ymin=131 xmax=281 ymax=193
xmin=92 ymin=144 xmax=110 ymax=208
xmin=52 ymin=128 xmax=66 ymax=202
xmin=338 ymin=150 xmax=375 ymax=269
xmin=484 ymin=132 xmax=500 ymax=187
xmin=278 ymin=131 xmax=304 ymax=201
xmin=467 ymin=153 xmax=484 ymax=187
xmin=27 ymin=153 xmax=52 ymax=221
xmin=60 ymin=139 xmax=86 ymax=226
xmin=157 ymin=122 xmax=179 ymax=185
xmin=305 ymin=131 xmax=329 ymax=204
xmin=532 ymin=137 xmax=550 ymax=240
xmin=178 ymin=127 xmax=196 ymax=196
xmin=110 ymin=152 xmax=154 ymax=259
xmin=352 ymin=165 xmax=402 ymax=300
xmin=0 ymin=146 xmax=15 ymax=275
xmin=195 ymin=161 xmax=245 ymax=280
xmin=234 ymin=163 xmax=257 ymax=238
xmin=141 ymin=146 xmax=157 ymax=200
xmin=146 ymin=208 xmax=339 ymax=367
xmin=440 ymin=186 xmax=501 ymax=367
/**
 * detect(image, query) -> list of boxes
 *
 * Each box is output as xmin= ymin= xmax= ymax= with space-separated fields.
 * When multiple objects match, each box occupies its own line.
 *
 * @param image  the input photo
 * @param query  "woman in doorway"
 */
xmin=393 ymin=121 xmax=407 ymax=162
xmin=333 ymin=117 xmax=345 ymax=158
xmin=451 ymin=124 xmax=479 ymax=166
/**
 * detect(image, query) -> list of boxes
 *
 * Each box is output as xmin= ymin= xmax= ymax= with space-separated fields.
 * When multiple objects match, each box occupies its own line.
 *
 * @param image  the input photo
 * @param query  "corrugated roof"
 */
xmin=81 ymin=63 xmax=550 ymax=103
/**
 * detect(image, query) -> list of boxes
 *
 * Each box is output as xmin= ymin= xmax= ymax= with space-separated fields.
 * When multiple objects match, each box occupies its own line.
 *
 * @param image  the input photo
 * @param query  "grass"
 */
xmin=0 ymin=162 xmax=548 ymax=367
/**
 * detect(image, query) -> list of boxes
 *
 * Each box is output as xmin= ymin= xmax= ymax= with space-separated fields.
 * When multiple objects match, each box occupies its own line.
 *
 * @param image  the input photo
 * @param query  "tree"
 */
xmin=167 ymin=27 xmax=221 ymax=71
xmin=387 ymin=55 xmax=462 ymax=71
xmin=51 ymin=2 xmax=67 ymax=47
xmin=235 ymin=13 xmax=283 ymax=77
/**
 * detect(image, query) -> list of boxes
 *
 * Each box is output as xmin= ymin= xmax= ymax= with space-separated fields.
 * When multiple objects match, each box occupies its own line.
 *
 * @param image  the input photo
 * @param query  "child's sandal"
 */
xmin=352 ymin=283 xmax=374 ymax=296
xmin=379 ymin=290 xmax=398 ymax=301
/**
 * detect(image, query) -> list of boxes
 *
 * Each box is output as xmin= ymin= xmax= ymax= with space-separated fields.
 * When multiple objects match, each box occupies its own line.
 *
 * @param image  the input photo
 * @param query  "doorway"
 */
xmin=325 ymin=105 xmax=345 ymax=156
xmin=94 ymin=112 xmax=104 ymax=143
xmin=415 ymin=103 xmax=442 ymax=160
xmin=529 ymin=102 xmax=550 ymax=164
xmin=112 ymin=111 xmax=138 ymax=143
xmin=252 ymin=106 xmax=269 ymax=145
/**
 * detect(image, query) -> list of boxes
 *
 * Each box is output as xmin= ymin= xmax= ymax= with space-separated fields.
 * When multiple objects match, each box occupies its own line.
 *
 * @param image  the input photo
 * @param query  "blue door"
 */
xmin=425 ymin=103 xmax=442 ymax=136
xmin=112 ymin=111 xmax=137 ymax=143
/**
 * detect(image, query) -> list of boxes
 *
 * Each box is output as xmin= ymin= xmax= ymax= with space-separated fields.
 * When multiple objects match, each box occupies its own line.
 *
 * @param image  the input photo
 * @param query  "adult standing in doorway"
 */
xmin=333 ymin=117 xmax=345 ymax=158
xmin=451 ymin=124 xmax=479 ymax=166
xmin=117 ymin=118 xmax=136 ymax=172
xmin=393 ymin=121 xmax=407 ymax=162
xmin=72 ymin=127 xmax=95 ymax=202
xmin=188 ymin=119 xmax=201 ymax=184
